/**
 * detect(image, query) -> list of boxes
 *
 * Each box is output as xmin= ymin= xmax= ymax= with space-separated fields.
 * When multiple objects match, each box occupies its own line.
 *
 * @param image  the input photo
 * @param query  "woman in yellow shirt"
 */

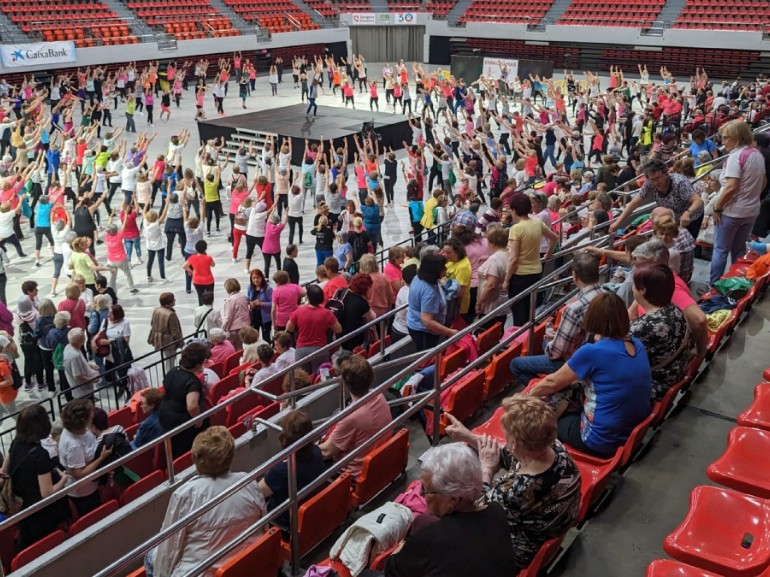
xmin=444 ymin=237 xmax=472 ymax=325
xmin=69 ymin=236 xmax=111 ymax=292
xmin=503 ymin=193 xmax=558 ymax=326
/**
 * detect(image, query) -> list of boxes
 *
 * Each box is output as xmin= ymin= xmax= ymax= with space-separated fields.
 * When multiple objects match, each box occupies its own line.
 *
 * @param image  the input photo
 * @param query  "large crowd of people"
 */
xmin=0 ymin=51 xmax=768 ymax=576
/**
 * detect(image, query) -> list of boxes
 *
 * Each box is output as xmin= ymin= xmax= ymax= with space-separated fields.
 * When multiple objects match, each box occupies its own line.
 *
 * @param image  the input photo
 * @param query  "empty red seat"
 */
xmin=215 ymin=527 xmax=283 ymax=577
xmin=475 ymin=322 xmax=503 ymax=356
xmin=281 ymin=473 xmax=352 ymax=559
xmin=108 ymin=405 xmax=134 ymax=429
xmin=707 ymin=427 xmax=770 ymax=498
xmin=11 ymin=530 xmax=66 ymax=571
xmin=737 ymin=383 xmax=770 ymax=431
xmin=208 ymin=373 xmax=240 ymax=406
xmin=352 ymin=428 xmax=409 ymax=508
xmin=483 ymin=341 xmax=523 ymax=401
xmin=518 ymin=535 xmax=564 ymax=577
xmin=663 ymin=486 xmax=770 ymax=576
xmin=119 ymin=470 xmax=165 ymax=506
xmin=646 ymin=559 xmax=721 ymax=577
xmin=439 ymin=347 xmax=469 ymax=381
xmin=571 ymin=448 xmax=623 ymax=523
xmin=69 ymin=500 xmax=120 ymax=536
xmin=428 ymin=369 xmax=486 ymax=435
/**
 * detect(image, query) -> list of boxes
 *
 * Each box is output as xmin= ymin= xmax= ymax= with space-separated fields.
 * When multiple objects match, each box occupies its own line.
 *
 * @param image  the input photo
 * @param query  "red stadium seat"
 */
xmin=225 ymin=351 xmax=244 ymax=375
xmin=707 ymin=427 xmax=770 ymax=498
xmin=124 ymin=447 xmax=156 ymax=478
xmin=108 ymin=406 xmax=134 ymax=429
xmin=10 ymin=530 xmax=66 ymax=571
xmin=646 ymin=559 xmax=721 ymax=577
xmin=119 ymin=470 xmax=165 ymax=506
xmin=173 ymin=451 xmax=194 ymax=475
xmin=472 ymin=406 xmax=506 ymax=442
xmin=352 ymin=428 xmax=409 ymax=508
xmin=281 ymin=473 xmax=352 ymax=559
xmin=737 ymin=383 xmax=770 ymax=431
xmin=663 ymin=486 xmax=770 ymax=576
xmin=483 ymin=341 xmax=523 ymax=401
xmin=215 ymin=527 xmax=283 ymax=577
xmin=69 ymin=500 xmax=120 ymax=536
xmin=571 ymin=448 xmax=623 ymax=523
xmin=225 ymin=391 xmax=263 ymax=427
xmin=428 ymin=369 xmax=486 ymax=436
xmin=475 ymin=322 xmax=503 ymax=356
xmin=208 ymin=373 xmax=240 ymax=405
xmin=439 ymin=347 xmax=469 ymax=381
xmin=518 ymin=535 xmax=564 ymax=577
xmin=209 ymin=360 xmax=227 ymax=379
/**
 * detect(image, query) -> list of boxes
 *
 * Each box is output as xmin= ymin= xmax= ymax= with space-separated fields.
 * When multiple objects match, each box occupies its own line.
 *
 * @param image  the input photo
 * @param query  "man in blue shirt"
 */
xmin=689 ymin=129 xmax=717 ymax=167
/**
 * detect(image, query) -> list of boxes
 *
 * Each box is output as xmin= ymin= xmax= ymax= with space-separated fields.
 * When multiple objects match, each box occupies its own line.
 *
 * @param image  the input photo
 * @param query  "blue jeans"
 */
xmin=545 ymin=144 xmax=558 ymax=169
xmin=710 ymin=214 xmax=755 ymax=285
xmin=509 ymin=354 xmax=565 ymax=387
xmin=315 ymin=248 xmax=333 ymax=266
xmin=123 ymin=237 xmax=141 ymax=261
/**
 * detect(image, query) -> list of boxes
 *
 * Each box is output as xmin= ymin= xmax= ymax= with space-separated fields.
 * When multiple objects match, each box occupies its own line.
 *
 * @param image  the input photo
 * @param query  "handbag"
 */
xmin=92 ymin=320 xmax=110 ymax=358
xmin=0 ymin=472 xmax=22 ymax=516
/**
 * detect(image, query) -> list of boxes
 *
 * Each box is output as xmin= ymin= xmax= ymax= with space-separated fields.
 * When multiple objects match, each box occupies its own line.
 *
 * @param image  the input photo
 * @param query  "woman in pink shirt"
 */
xmin=383 ymin=246 xmax=405 ymax=297
xmin=120 ymin=200 xmax=142 ymax=265
xmin=228 ymin=174 xmax=250 ymax=237
xmin=261 ymin=207 xmax=286 ymax=278
xmin=271 ymin=270 xmax=305 ymax=333
xmin=205 ymin=327 xmax=236 ymax=367
xmin=221 ymin=277 xmax=252 ymax=350
xmin=104 ymin=220 xmax=137 ymax=293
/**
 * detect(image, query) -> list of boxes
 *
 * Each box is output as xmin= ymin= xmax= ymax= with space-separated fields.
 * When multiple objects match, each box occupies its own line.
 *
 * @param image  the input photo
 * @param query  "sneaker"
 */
xmin=161 ymin=278 xmax=171 ymax=284
xmin=23 ymin=382 xmax=34 ymax=392
xmin=231 ymin=257 xmax=237 ymax=263
xmin=137 ymin=259 xmax=144 ymax=265
xmin=129 ymin=288 xmax=139 ymax=294
xmin=186 ymin=289 xmax=192 ymax=294
xmin=35 ymin=260 xmax=41 ymax=267
xmin=147 ymin=276 xmax=154 ymax=282
xmin=47 ymin=291 xmax=57 ymax=298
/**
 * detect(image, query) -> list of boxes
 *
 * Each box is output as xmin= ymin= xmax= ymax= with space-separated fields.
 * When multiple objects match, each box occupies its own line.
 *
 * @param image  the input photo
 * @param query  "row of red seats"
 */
xmin=646 ymin=259 xmax=770 ymax=577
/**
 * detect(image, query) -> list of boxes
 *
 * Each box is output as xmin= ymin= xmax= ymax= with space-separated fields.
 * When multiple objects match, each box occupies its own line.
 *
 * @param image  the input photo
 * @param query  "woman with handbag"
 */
xmin=1 ymin=404 xmax=68 ymax=549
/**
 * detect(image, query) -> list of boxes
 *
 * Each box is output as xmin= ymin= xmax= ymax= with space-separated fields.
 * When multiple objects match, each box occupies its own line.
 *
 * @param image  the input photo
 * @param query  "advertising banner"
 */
xmin=0 ymin=41 xmax=77 ymax=68
xmin=482 ymin=57 xmax=519 ymax=81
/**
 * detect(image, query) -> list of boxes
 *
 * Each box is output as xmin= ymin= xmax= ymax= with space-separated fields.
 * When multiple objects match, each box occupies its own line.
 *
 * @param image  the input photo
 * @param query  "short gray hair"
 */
xmin=632 ymin=238 xmax=669 ymax=265
xmin=419 ymin=244 xmax=440 ymax=260
xmin=67 ymin=328 xmax=85 ymax=345
xmin=209 ymin=327 xmax=227 ymax=343
xmin=93 ymin=294 xmax=111 ymax=311
xmin=54 ymin=311 xmax=71 ymax=329
xmin=105 ymin=223 xmax=119 ymax=235
xmin=421 ymin=442 xmax=482 ymax=502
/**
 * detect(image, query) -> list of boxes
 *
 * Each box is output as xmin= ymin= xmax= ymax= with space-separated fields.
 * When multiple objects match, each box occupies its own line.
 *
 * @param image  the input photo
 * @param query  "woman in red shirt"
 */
xmin=182 ymin=239 xmax=215 ymax=306
xmin=286 ymin=285 xmax=341 ymax=374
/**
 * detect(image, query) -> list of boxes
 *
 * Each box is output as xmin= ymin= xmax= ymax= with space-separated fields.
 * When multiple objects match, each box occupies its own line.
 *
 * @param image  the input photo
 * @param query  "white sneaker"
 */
xmin=231 ymin=258 xmax=237 ymax=263
xmin=47 ymin=291 xmax=57 ymax=298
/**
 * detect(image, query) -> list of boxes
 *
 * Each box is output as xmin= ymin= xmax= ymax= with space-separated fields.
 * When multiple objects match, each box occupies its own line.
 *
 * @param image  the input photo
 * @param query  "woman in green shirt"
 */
xmin=503 ymin=193 xmax=557 ymax=327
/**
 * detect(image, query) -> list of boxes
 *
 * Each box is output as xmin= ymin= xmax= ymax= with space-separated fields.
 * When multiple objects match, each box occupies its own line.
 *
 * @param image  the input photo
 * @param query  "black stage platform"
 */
xmin=197 ymin=105 xmax=413 ymax=166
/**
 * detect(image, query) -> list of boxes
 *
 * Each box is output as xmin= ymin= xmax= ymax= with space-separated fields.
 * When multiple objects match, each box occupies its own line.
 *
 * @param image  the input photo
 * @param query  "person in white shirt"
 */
xmin=391 ymin=264 xmax=416 ymax=341
xmin=121 ymin=163 xmax=142 ymax=205
xmin=272 ymin=331 xmax=295 ymax=371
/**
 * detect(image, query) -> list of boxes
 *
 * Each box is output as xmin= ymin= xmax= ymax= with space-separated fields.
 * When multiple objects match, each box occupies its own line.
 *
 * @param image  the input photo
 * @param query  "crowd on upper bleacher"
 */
xmin=0 ymin=53 xmax=770 ymax=575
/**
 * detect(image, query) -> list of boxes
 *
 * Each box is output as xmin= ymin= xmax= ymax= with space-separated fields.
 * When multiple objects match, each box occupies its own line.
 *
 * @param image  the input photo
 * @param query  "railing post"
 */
xmin=527 ymin=290 xmax=538 ymax=356
xmin=379 ymin=319 xmax=387 ymax=357
xmin=288 ymin=370 xmax=296 ymax=410
xmin=431 ymin=354 xmax=441 ymax=447
xmin=287 ymin=452 xmax=301 ymax=576
xmin=605 ymin=232 xmax=616 ymax=283
xmin=164 ymin=437 xmax=176 ymax=485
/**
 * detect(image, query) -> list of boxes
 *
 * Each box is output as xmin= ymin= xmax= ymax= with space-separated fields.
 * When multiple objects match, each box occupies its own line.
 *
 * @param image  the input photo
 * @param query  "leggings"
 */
xmin=232 ymin=228 xmax=246 ymax=259
xmin=146 ymin=249 xmax=166 ymax=279
xmin=402 ymin=99 xmax=412 ymax=114
xmin=40 ymin=348 xmax=56 ymax=391
xmin=165 ymin=224 xmax=186 ymax=261
xmin=370 ymin=97 xmax=379 ymax=111
xmin=288 ymin=216 xmax=303 ymax=245
xmin=263 ymin=252 xmax=280 ymax=278
xmin=275 ymin=194 xmax=288 ymax=217
xmin=146 ymin=104 xmax=153 ymax=124
xmin=0 ymin=234 xmax=24 ymax=257
xmin=20 ymin=343 xmax=44 ymax=386
xmin=206 ymin=200 xmax=222 ymax=233
xmin=34 ymin=227 xmax=54 ymax=251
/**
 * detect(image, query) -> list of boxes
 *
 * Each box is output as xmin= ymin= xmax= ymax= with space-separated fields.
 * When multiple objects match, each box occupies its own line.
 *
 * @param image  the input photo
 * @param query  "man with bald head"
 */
xmin=650 ymin=206 xmax=695 ymax=282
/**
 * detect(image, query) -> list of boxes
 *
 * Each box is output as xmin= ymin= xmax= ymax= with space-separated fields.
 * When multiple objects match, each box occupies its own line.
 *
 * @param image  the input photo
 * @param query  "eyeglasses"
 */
xmin=419 ymin=484 xmax=441 ymax=498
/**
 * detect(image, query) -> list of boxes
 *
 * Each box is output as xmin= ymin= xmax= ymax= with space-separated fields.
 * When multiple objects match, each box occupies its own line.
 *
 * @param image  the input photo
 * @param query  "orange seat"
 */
xmin=646 ymin=559 xmax=721 ymax=577
xmin=571 ymin=448 xmax=623 ymax=523
xmin=126 ymin=567 xmax=147 ymax=577
xmin=707 ymin=427 xmax=770 ymax=498
xmin=215 ymin=527 xmax=283 ymax=577
xmin=663 ymin=486 xmax=770 ymax=576
xmin=475 ymin=322 xmax=503 ymax=355
xmin=225 ymin=391 xmax=263 ymax=427
xmin=281 ymin=473 xmax=352 ymax=559
xmin=483 ymin=341 xmax=523 ymax=401
xmin=429 ymin=369 xmax=486 ymax=436
xmin=352 ymin=429 xmax=409 ymax=508
xmin=367 ymin=335 xmax=392 ymax=358
xmin=472 ymin=406 xmax=506 ymax=442
xmin=11 ymin=530 xmax=66 ymax=571
xmin=119 ymin=470 xmax=165 ymax=506
xmin=439 ymin=347 xmax=469 ymax=381
xmin=69 ymin=500 xmax=120 ymax=536
xmin=108 ymin=405 xmax=134 ymax=429
xmin=737 ymin=383 xmax=770 ymax=431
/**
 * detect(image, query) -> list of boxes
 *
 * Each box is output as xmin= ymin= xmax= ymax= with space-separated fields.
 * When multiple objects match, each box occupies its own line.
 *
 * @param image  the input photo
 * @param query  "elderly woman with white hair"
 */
xmin=63 ymin=328 xmax=100 ymax=400
xmin=205 ymin=327 xmax=235 ymax=368
xmin=384 ymin=443 xmax=516 ymax=577
xmin=104 ymin=217 xmax=138 ymax=294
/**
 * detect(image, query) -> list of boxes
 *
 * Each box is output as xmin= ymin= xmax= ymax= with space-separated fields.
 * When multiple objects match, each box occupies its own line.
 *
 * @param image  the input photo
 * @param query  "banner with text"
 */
xmin=482 ymin=57 xmax=519 ymax=81
xmin=349 ymin=13 xmax=391 ymax=25
xmin=393 ymin=12 xmax=418 ymax=24
xmin=0 ymin=41 xmax=77 ymax=68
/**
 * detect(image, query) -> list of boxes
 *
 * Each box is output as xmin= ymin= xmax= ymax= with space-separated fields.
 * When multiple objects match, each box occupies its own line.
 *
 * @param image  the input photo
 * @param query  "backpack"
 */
xmin=18 ymin=321 xmax=36 ymax=347
xmin=53 ymin=343 xmax=66 ymax=371
xmin=303 ymin=170 xmax=314 ymax=189
xmin=431 ymin=205 xmax=439 ymax=225
xmin=0 ymin=357 xmax=22 ymax=390
xmin=351 ymin=233 xmax=368 ymax=258
xmin=408 ymin=200 xmax=424 ymax=223
xmin=325 ymin=288 xmax=349 ymax=321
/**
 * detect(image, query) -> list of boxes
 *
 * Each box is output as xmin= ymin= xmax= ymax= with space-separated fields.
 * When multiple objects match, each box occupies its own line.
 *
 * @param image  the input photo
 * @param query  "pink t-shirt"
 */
xmin=105 ymin=230 xmax=126 ymax=262
xmin=465 ymin=238 xmax=490 ymax=287
xmin=637 ymin=272 xmax=695 ymax=317
xmin=120 ymin=210 xmax=140 ymax=239
xmin=262 ymin=221 xmax=285 ymax=255
xmin=272 ymin=283 xmax=303 ymax=327
xmin=327 ymin=394 xmax=392 ymax=476
xmin=384 ymin=262 xmax=402 ymax=295
xmin=229 ymin=188 xmax=251 ymax=215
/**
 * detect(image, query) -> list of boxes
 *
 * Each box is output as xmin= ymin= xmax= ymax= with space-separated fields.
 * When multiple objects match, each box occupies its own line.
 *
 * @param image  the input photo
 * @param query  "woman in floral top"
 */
xmin=629 ymin=263 xmax=692 ymax=401
xmin=446 ymin=395 xmax=581 ymax=569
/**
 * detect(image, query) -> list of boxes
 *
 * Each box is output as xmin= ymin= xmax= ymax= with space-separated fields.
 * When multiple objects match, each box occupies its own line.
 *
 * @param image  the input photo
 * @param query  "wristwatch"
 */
xmin=713 ymin=207 xmax=723 ymax=213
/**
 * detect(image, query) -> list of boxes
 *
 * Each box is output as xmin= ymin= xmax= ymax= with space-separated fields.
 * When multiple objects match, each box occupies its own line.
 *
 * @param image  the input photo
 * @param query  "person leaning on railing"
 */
xmin=406 ymin=253 xmax=456 ymax=352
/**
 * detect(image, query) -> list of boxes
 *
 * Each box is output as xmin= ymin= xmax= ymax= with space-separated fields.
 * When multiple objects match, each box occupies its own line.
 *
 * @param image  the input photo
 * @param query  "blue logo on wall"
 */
xmin=11 ymin=50 xmax=23 ymax=62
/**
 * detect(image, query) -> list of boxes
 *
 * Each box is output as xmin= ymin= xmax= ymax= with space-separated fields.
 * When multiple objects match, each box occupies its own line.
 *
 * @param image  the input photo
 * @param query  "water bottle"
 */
xmin=545 ymin=318 xmax=556 ymax=341
xmin=749 ymin=241 xmax=768 ymax=255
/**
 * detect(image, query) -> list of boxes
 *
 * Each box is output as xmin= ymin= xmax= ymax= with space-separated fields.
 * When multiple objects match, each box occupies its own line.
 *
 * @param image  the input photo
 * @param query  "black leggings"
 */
xmin=146 ymin=249 xmax=166 ymax=279
xmin=0 ymin=234 xmax=24 ymax=257
xmin=206 ymin=200 xmax=222 ymax=233
xmin=263 ymin=252 xmax=280 ymax=278
xmin=20 ymin=343 xmax=44 ymax=386
xmin=245 ymin=234 xmax=261 ymax=260
xmin=276 ymin=194 xmax=288 ymax=217
xmin=194 ymin=283 xmax=214 ymax=306
xmin=288 ymin=216 xmax=303 ymax=244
